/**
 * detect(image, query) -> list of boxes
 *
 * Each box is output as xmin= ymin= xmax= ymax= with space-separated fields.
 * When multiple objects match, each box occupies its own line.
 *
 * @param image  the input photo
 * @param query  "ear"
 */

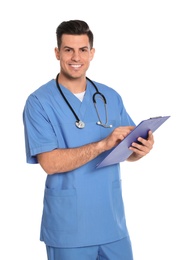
xmin=89 ymin=48 xmax=95 ymax=61
xmin=54 ymin=47 xmax=60 ymax=60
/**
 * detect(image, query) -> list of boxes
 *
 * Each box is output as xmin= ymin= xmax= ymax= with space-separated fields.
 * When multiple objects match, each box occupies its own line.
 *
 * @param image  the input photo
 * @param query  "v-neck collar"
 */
xmin=57 ymin=80 xmax=95 ymax=120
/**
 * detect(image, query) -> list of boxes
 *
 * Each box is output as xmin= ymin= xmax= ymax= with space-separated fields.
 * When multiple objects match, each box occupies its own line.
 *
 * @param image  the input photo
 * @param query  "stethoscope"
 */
xmin=55 ymin=73 xmax=112 ymax=129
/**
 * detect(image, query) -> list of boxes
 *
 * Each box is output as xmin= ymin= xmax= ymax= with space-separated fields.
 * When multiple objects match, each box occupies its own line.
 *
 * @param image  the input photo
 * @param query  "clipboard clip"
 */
xmin=150 ymin=116 xmax=162 ymax=119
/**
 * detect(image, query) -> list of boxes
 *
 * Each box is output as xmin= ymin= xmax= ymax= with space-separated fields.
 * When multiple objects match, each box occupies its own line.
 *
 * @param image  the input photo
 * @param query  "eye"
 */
xmin=80 ymin=48 xmax=88 ymax=52
xmin=65 ymin=48 xmax=72 ymax=52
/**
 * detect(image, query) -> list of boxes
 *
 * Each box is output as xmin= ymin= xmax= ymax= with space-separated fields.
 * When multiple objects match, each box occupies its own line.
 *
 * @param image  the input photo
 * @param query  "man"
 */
xmin=23 ymin=20 xmax=154 ymax=260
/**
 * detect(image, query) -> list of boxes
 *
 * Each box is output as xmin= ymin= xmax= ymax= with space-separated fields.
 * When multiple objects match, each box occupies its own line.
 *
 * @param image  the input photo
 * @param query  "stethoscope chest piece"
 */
xmin=75 ymin=120 xmax=85 ymax=129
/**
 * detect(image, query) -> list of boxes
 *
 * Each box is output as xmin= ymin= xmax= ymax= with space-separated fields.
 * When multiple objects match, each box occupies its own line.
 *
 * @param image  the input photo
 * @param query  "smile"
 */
xmin=70 ymin=64 xmax=82 ymax=68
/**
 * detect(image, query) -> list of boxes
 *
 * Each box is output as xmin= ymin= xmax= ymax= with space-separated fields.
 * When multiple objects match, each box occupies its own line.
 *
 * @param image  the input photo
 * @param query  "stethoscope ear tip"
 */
xmin=96 ymin=122 xmax=113 ymax=128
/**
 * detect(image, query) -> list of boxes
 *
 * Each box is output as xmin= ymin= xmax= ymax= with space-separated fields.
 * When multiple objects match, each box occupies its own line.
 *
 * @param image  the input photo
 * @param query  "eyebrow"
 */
xmin=63 ymin=46 xmax=89 ymax=50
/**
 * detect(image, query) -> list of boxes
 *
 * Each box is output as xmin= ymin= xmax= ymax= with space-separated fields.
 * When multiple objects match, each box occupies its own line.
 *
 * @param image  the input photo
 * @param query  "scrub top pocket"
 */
xmin=42 ymin=187 xmax=77 ymax=232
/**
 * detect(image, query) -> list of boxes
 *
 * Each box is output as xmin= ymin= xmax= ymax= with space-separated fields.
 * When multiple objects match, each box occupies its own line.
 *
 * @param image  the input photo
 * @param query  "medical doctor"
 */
xmin=23 ymin=20 xmax=154 ymax=260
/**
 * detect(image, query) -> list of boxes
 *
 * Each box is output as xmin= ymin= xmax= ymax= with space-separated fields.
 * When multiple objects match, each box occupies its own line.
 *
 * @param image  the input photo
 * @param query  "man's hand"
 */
xmin=127 ymin=130 xmax=154 ymax=161
xmin=101 ymin=126 xmax=135 ymax=151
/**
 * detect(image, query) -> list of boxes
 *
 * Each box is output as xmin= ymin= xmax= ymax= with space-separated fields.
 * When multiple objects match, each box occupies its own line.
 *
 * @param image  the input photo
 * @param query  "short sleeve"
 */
xmin=23 ymin=94 xmax=58 ymax=164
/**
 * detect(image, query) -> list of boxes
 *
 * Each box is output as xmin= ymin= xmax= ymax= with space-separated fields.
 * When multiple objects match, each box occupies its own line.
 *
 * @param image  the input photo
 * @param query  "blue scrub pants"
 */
xmin=46 ymin=237 xmax=133 ymax=260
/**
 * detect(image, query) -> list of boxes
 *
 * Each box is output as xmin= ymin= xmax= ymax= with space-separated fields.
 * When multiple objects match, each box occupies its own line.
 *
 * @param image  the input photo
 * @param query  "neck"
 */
xmin=57 ymin=73 xmax=87 ymax=94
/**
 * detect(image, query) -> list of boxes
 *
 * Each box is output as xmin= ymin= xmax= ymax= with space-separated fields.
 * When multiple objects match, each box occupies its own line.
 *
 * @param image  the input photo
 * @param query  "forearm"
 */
xmin=37 ymin=140 xmax=105 ymax=175
xmin=37 ymin=125 xmax=138 ymax=174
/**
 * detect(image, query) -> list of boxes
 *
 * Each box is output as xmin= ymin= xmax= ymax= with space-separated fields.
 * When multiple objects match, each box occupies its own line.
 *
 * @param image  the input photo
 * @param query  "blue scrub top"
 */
xmin=23 ymin=78 xmax=135 ymax=248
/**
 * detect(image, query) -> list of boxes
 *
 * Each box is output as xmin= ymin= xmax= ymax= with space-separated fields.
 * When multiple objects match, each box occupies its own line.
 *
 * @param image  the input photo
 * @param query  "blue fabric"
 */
xmin=23 ymin=79 xmax=135 ymax=248
xmin=46 ymin=237 xmax=133 ymax=260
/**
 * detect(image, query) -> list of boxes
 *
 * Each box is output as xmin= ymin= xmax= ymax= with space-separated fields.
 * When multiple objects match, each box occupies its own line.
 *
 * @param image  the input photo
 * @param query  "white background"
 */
xmin=0 ymin=0 xmax=188 ymax=259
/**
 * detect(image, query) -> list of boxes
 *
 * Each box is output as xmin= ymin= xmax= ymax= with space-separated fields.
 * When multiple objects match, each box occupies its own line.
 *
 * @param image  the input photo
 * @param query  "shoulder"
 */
xmin=32 ymin=79 xmax=56 ymax=96
xmin=91 ymin=80 xmax=124 ymax=106
xmin=26 ymin=79 xmax=57 ymax=102
xmin=24 ymin=79 xmax=57 ymax=111
xmin=90 ymin=80 xmax=121 ymax=96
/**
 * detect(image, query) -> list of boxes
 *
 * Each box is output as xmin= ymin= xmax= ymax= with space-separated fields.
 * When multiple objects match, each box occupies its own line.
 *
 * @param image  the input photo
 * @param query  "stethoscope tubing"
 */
xmin=55 ymin=73 xmax=110 ymax=128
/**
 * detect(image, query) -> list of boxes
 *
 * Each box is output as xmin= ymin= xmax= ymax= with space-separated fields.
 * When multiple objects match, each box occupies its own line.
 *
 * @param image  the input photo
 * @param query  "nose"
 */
xmin=71 ymin=50 xmax=80 ymax=61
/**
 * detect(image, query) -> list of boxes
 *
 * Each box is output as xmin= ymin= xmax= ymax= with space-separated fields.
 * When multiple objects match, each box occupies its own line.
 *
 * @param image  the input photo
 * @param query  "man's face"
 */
xmin=55 ymin=34 xmax=95 ymax=80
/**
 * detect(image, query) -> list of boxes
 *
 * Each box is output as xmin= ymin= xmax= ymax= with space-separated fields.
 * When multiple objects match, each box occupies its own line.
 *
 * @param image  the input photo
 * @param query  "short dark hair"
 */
xmin=56 ymin=20 xmax=94 ymax=50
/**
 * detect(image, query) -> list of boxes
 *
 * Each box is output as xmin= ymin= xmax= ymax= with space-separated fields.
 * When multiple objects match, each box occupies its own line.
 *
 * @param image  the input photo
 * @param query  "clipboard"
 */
xmin=96 ymin=115 xmax=170 ymax=168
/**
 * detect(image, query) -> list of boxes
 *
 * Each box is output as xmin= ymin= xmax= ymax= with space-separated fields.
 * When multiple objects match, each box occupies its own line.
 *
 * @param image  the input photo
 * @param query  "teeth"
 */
xmin=71 ymin=65 xmax=81 ymax=68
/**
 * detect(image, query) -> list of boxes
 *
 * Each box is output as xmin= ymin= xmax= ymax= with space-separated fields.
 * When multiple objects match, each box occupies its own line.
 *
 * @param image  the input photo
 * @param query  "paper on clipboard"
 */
xmin=96 ymin=115 xmax=170 ymax=168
